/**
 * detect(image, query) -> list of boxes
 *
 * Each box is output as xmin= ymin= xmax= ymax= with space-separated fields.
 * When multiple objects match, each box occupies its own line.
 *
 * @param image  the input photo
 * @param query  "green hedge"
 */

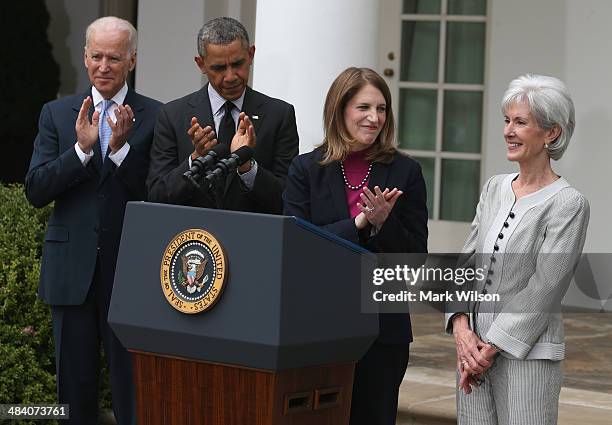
xmin=0 ymin=184 xmax=111 ymax=424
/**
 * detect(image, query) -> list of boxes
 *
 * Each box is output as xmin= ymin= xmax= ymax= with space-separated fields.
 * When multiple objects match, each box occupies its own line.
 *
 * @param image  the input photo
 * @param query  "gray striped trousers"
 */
xmin=457 ymin=356 xmax=562 ymax=425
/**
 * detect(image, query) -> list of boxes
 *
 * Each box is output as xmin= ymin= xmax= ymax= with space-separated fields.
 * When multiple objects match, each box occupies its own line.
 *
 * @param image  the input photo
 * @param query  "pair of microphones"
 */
xmin=183 ymin=144 xmax=254 ymax=190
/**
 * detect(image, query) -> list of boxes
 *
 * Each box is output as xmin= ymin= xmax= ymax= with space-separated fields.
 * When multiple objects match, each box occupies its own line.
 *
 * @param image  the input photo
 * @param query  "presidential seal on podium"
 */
xmin=160 ymin=229 xmax=227 ymax=314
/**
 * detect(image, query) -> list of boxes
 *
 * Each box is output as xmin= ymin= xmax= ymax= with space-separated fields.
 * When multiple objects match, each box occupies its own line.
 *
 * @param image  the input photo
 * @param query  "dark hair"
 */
xmin=197 ymin=17 xmax=250 ymax=57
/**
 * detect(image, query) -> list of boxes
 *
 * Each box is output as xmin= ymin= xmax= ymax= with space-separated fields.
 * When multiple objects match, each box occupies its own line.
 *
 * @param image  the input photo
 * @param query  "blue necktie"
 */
xmin=99 ymin=99 xmax=113 ymax=161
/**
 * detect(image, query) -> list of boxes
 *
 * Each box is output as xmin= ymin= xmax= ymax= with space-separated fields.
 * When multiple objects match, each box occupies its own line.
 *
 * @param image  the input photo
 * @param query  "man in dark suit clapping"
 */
xmin=26 ymin=16 xmax=161 ymax=424
xmin=147 ymin=17 xmax=299 ymax=214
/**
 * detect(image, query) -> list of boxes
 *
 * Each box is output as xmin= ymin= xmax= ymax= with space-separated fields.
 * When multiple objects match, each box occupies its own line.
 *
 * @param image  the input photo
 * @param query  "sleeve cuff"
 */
xmin=74 ymin=142 xmax=94 ymax=166
xmin=237 ymin=159 xmax=257 ymax=191
xmin=486 ymin=321 xmax=531 ymax=359
xmin=108 ymin=142 xmax=130 ymax=167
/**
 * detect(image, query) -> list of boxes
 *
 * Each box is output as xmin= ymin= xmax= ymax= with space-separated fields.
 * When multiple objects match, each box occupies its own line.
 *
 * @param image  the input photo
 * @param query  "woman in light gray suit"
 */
xmin=446 ymin=74 xmax=590 ymax=425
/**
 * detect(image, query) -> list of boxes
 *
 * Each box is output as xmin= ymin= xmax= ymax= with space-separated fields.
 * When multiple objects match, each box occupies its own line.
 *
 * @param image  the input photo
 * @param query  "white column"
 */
xmin=253 ymin=0 xmax=380 ymax=153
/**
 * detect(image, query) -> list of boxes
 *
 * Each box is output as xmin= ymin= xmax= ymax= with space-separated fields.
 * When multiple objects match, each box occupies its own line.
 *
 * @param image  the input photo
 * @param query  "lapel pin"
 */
xmin=252 ymin=115 xmax=259 ymax=120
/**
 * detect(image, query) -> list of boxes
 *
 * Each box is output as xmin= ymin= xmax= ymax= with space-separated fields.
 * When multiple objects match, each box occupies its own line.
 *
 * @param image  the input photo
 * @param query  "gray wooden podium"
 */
xmin=108 ymin=202 xmax=378 ymax=425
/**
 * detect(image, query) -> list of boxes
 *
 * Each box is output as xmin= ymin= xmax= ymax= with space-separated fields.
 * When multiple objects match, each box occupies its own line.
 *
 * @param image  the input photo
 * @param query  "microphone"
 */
xmin=205 ymin=146 xmax=254 ymax=184
xmin=183 ymin=144 xmax=230 ymax=189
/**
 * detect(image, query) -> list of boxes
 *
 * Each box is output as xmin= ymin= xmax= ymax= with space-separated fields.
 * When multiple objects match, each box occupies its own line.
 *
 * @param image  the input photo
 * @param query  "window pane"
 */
xmin=398 ymin=89 xmax=437 ymax=151
xmin=440 ymin=159 xmax=480 ymax=221
xmin=448 ymin=0 xmax=486 ymax=15
xmin=400 ymin=21 xmax=440 ymax=82
xmin=442 ymin=90 xmax=483 ymax=153
xmin=445 ymin=22 xmax=485 ymax=84
xmin=412 ymin=157 xmax=434 ymax=219
xmin=403 ymin=0 xmax=441 ymax=14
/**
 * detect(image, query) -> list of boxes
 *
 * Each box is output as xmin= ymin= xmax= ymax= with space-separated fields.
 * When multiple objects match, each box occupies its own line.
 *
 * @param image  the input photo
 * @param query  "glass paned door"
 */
xmin=387 ymin=0 xmax=488 ymax=222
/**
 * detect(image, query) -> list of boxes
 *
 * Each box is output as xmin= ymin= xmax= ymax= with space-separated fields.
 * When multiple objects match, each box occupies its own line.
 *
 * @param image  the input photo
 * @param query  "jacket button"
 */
xmin=486 ymin=279 xmax=492 ymax=285
xmin=494 ymin=244 xmax=499 ymax=251
xmin=490 ymin=256 xmax=496 ymax=263
xmin=509 ymin=211 xmax=515 ymax=219
xmin=503 ymin=222 xmax=509 ymax=228
xmin=498 ymin=233 xmax=504 ymax=239
xmin=488 ymin=269 xmax=494 ymax=275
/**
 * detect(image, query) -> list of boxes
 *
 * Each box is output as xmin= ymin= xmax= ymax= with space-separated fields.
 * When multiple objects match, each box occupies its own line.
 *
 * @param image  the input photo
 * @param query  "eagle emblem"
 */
xmin=161 ymin=229 xmax=228 ymax=314
xmin=180 ymin=250 xmax=210 ymax=294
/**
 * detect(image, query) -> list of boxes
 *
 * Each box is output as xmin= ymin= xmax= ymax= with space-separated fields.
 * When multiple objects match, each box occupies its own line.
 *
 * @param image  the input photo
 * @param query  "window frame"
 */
xmin=397 ymin=0 xmax=490 ymax=222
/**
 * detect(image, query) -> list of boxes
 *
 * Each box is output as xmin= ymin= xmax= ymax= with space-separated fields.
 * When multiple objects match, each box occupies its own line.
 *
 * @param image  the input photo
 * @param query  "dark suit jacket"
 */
xmin=25 ymin=88 xmax=161 ymax=306
xmin=283 ymin=148 xmax=428 ymax=343
xmin=146 ymin=84 xmax=299 ymax=214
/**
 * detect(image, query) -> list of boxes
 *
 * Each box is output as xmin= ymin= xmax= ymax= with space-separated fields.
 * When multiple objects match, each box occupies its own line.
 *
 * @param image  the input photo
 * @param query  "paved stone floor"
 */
xmin=397 ymin=312 xmax=612 ymax=424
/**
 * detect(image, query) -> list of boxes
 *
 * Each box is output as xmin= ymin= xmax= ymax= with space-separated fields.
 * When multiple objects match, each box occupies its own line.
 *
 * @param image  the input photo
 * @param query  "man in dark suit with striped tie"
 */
xmin=147 ymin=17 xmax=299 ymax=214
xmin=26 ymin=16 xmax=161 ymax=424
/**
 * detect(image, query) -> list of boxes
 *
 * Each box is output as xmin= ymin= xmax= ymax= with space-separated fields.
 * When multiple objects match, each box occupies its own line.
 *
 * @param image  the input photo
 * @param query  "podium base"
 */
xmin=132 ymin=351 xmax=355 ymax=425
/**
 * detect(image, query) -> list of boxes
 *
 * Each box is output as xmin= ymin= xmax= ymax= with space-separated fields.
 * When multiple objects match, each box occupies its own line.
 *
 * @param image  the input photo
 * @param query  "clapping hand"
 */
xmin=188 ymin=117 xmax=218 ymax=161
xmin=231 ymin=113 xmax=256 ymax=151
xmin=231 ymin=113 xmax=256 ymax=173
xmin=108 ymin=104 xmax=135 ymax=153
xmin=355 ymin=186 xmax=402 ymax=229
xmin=75 ymin=96 xmax=99 ymax=154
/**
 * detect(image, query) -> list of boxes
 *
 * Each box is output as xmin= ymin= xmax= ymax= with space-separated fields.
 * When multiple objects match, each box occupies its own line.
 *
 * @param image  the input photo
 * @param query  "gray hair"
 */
xmin=502 ymin=74 xmax=575 ymax=161
xmin=85 ymin=16 xmax=138 ymax=55
xmin=197 ymin=17 xmax=250 ymax=57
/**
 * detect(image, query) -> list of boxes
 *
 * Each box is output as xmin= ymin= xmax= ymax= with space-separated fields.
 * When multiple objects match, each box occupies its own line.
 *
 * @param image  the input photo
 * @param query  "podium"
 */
xmin=109 ymin=202 xmax=378 ymax=425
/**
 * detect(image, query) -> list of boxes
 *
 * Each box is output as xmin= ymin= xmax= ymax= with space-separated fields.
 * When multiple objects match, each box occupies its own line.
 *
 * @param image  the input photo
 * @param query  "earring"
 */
xmin=544 ymin=144 xmax=549 ymax=149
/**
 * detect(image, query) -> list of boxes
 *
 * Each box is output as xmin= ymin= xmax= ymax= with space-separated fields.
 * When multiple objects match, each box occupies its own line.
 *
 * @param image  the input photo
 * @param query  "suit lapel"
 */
xmin=222 ymin=86 xmax=262 ymax=197
xmin=368 ymin=161 xmax=390 ymax=193
xmin=241 ymin=86 xmax=264 ymax=135
xmin=124 ymin=88 xmax=145 ymax=134
xmin=327 ymin=162 xmax=351 ymax=220
xmin=188 ymin=84 xmax=215 ymax=131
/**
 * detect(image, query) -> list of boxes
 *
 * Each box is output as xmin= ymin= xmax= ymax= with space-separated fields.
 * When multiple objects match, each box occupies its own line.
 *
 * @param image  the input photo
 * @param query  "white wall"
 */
xmin=560 ymin=0 xmax=612 ymax=254
xmin=485 ymin=0 xmax=612 ymax=254
xmin=485 ymin=0 xmax=612 ymax=309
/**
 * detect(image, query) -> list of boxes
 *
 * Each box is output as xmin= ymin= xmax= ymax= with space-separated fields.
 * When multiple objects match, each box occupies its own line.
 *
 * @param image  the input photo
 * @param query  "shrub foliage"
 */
xmin=0 ymin=184 xmax=55 ymax=402
xmin=0 ymin=185 xmax=111 ymax=423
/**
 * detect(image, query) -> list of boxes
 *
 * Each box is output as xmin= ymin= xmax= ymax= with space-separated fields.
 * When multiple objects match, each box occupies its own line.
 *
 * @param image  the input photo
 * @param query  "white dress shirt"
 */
xmin=74 ymin=83 xmax=130 ymax=167
xmin=186 ymin=84 xmax=258 ymax=190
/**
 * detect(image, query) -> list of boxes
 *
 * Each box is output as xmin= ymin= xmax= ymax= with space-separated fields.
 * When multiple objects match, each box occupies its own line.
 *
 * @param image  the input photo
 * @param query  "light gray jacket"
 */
xmin=446 ymin=173 xmax=589 ymax=360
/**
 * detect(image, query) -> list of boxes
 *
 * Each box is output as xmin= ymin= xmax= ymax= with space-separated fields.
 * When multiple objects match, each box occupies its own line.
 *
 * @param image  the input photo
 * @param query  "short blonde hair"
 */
xmin=320 ymin=67 xmax=396 ymax=165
